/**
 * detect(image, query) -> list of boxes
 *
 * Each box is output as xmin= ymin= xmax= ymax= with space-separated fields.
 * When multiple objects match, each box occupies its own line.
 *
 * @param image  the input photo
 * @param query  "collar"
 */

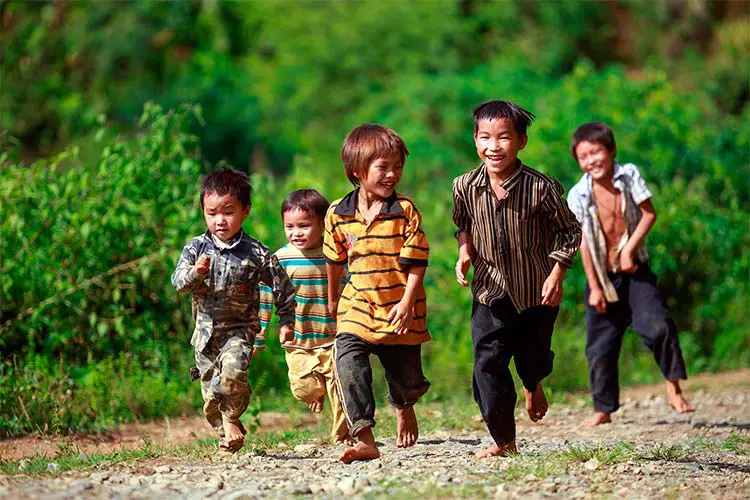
xmin=474 ymin=160 xmax=525 ymax=192
xmin=333 ymin=188 xmax=403 ymax=216
xmin=209 ymin=229 xmax=245 ymax=250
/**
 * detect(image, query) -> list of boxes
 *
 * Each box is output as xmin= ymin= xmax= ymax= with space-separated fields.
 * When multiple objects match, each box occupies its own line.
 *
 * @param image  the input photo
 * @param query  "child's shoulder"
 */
xmin=521 ymin=164 xmax=565 ymax=194
xmin=393 ymin=192 xmax=422 ymax=216
xmin=452 ymin=165 xmax=484 ymax=190
xmin=616 ymin=162 xmax=644 ymax=180
xmin=238 ymin=232 xmax=271 ymax=258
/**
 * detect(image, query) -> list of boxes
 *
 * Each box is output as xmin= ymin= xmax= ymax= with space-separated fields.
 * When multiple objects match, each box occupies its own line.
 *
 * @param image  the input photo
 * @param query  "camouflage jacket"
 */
xmin=171 ymin=230 xmax=295 ymax=353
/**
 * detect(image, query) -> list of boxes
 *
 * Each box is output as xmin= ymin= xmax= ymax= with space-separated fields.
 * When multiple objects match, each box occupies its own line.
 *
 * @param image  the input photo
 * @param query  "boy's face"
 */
xmin=202 ymin=192 xmax=250 ymax=242
xmin=355 ymin=156 xmax=403 ymax=200
xmin=574 ymin=140 xmax=615 ymax=182
xmin=283 ymin=208 xmax=324 ymax=250
xmin=474 ymin=118 xmax=527 ymax=176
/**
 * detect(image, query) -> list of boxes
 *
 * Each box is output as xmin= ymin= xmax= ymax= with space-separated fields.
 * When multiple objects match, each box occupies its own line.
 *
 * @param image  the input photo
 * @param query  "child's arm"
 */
xmin=171 ymin=242 xmax=210 ymax=293
xmin=259 ymin=254 xmax=295 ymax=342
xmin=452 ymin=178 xmax=473 ymax=286
xmin=620 ymin=199 xmax=656 ymax=273
xmin=255 ymin=284 xmax=274 ymax=351
xmin=326 ymin=263 xmax=346 ymax=319
xmin=580 ymin=237 xmax=607 ymax=313
xmin=542 ymin=181 xmax=582 ymax=306
xmin=387 ymin=265 xmax=426 ymax=334
xmin=455 ymin=231 xmax=473 ymax=286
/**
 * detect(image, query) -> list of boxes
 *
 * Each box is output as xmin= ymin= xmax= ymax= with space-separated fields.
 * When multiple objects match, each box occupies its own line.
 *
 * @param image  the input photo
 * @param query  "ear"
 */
xmin=518 ymin=134 xmax=528 ymax=150
xmin=242 ymin=204 xmax=251 ymax=218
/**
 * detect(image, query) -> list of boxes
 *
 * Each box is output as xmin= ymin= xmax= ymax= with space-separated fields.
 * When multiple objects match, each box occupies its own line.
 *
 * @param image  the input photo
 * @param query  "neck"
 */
xmin=592 ymin=175 xmax=615 ymax=191
xmin=358 ymin=188 xmax=385 ymax=209
xmin=487 ymin=161 xmax=519 ymax=185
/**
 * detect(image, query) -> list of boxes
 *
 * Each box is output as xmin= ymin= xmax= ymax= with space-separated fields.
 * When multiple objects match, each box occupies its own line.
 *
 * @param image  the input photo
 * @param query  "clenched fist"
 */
xmin=195 ymin=254 xmax=211 ymax=275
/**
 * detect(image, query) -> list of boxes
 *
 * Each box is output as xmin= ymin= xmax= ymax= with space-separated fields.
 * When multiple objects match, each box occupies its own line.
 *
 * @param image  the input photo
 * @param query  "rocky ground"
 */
xmin=1 ymin=371 xmax=748 ymax=499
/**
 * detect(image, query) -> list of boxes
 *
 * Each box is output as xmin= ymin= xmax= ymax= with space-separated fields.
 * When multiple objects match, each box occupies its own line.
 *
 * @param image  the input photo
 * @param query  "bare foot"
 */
xmin=523 ymin=384 xmax=549 ymax=422
xmin=666 ymin=380 xmax=695 ymax=413
xmin=339 ymin=428 xmax=380 ymax=464
xmin=307 ymin=396 xmax=324 ymax=413
xmin=476 ymin=440 xmax=517 ymax=458
xmin=221 ymin=418 xmax=245 ymax=453
xmin=396 ymin=406 xmax=419 ymax=448
xmin=583 ymin=411 xmax=612 ymax=426
xmin=336 ymin=437 xmax=357 ymax=446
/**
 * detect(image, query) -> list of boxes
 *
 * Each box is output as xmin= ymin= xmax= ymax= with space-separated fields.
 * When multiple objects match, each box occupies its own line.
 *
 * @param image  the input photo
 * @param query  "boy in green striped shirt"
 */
xmin=258 ymin=189 xmax=349 ymax=443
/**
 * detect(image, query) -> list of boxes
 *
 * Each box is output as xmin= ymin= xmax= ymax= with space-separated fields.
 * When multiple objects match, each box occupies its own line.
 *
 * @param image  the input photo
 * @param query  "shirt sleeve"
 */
xmin=323 ymin=204 xmax=348 ymax=264
xmin=566 ymin=184 xmax=586 ymax=224
xmin=171 ymin=240 xmax=204 ymax=293
xmin=544 ymin=180 xmax=582 ymax=268
xmin=255 ymin=283 xmax=274 ymax=350
xmin=259 ymin=252 xmax=296 ymax=328
xmin=625 ymin=163 xmax=653 ymax=205
xmin=398 ymin=201 xmax=429 ymax=267
xmin=452 ymin=177 xmax=471 ymax=238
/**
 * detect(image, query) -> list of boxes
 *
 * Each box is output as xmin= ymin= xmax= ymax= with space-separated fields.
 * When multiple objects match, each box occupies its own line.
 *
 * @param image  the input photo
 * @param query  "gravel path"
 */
xmin=2 ymin=378 xmax=748 ymax=499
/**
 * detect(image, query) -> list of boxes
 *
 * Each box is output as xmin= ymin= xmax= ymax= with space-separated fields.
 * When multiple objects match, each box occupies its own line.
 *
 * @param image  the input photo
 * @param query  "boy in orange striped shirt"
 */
xmin=325 ymin=124 xmax=431 ymax=463
xmin=258 ymin=189 xmax=349 ymax=444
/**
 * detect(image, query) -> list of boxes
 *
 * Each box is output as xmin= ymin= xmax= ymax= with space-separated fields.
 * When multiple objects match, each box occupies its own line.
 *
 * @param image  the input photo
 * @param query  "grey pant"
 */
xmin=334 ymin=333 xmax=430 ymax=437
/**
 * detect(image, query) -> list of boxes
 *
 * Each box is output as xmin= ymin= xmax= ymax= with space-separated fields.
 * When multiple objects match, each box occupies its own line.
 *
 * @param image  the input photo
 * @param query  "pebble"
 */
xmin=154 ymin=465 xmax=172 ymax=474
xmin=584 ymin=458 xmax=601 ymax=471
xmin=293 ymin=444 xmax=316 ymax=453
xmin=47 ymin=463 xmax=60 ymax=473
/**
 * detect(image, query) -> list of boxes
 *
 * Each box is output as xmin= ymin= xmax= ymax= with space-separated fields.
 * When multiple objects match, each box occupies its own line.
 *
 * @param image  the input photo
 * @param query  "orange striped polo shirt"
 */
xmin=324 ymin=189 xmax=430 ymax=346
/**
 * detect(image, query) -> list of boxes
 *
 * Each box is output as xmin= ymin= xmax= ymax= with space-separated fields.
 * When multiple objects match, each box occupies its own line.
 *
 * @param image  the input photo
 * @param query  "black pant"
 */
xmin=334 ymin=333 xmax=430 ymax=438
xmin=471 ymin=297 xmax=558 ymax=446
xmin=585 ymin=264 xmax=687 ymax=413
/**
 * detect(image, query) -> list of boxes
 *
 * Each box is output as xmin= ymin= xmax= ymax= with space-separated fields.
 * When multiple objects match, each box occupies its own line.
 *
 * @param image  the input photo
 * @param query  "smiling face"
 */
xmin=355 ymin=156 xmax=403 ymax=200
xmin=574 ymin=140 xmax=616 ymax=182
xmin=202 ymin=192 xmax=250 ymax=242
xmin=283 ymin=208 xmax=324 ymax=250
xmin=474 ymin=118 xmax=527 ymax=178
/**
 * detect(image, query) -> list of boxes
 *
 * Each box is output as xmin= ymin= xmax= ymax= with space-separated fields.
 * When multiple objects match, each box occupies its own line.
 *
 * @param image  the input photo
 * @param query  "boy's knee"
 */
xmin=290 ymin=375 xmax=326 ymax=403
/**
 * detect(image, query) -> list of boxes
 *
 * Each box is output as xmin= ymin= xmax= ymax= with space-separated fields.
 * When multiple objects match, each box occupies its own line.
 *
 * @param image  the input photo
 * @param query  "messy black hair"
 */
xmin=200 ymin=168 xmax=252 ymax=209
xmin=472 ymin=100 xmax=535 ymax=136
xmin=570 ymin=122 xmax=617 ymax=161
xmin=280 ymin=189 xmax=330 ymax=220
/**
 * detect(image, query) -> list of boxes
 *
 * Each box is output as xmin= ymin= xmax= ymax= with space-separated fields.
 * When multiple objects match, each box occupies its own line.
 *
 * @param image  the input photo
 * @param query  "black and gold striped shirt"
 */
xmin=452 ymin=162 xmax=581 ymax=312
xmin=324 ymin=189 xmax=429 ymax=345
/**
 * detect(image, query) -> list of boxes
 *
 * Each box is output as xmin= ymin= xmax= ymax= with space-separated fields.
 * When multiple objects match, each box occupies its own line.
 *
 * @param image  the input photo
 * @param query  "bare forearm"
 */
xmin=580 ymin=238 xmax=602 ymax=292
xmin=401 ymin=265 xmax=427 ymax=307
xmin=624 ymin=204 xmax=656 ymax=254
xmin=326 ymin=263 xmax=345 ymax=304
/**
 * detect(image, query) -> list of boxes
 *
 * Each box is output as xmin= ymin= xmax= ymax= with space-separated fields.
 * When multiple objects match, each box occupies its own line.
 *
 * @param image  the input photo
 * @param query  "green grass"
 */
xmin=633 ymin=443 xmax=691 ymax=462
xmin=562 ymin=442 xmax=632 ymax=464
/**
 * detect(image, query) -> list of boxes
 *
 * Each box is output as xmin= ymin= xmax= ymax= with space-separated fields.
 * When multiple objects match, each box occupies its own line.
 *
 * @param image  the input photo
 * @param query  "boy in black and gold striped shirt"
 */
xmin=452 ymin=101 xmax=581 ymax=458
xmin=325 ymin=124 xmax=430 ymax=464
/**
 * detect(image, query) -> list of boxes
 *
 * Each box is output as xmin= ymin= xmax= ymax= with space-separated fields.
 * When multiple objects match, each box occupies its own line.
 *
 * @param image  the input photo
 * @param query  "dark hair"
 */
xmin=200 ymin=168 xmax=251 ymax=209
xmin=341 ymin=124 xmax=409 ymax=186
xmin=280 ymin=189 xmax=330 ymax=220
xmin=570 ymin=122 xmax=617 ymax=161
xmin=472 ymin=100 xmax=535 ymax=136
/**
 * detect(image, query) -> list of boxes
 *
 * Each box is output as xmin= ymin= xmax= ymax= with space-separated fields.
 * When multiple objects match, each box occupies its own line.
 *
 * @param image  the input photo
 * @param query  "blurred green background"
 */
xmin=1 ymin=0 xmax=748 ymax=437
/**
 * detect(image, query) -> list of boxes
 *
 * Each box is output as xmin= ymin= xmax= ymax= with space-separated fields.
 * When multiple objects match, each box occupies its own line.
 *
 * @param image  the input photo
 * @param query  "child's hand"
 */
xmin=279 ymin=325 xmax=294 ymax=345
xmin=588 ymin=288 xmax=607 ymax=314
xmin=455 ymin=253 xmax=471 ymax=286
xmin=619 ymin=248 xmax=638 ymax=274
xmin=541 ymin=267 xmax=565 ymax=307
xmin=387 ymin=301 xmax=413 ymax=335
xmin=195 ymin=255 xmax=211 ymax=275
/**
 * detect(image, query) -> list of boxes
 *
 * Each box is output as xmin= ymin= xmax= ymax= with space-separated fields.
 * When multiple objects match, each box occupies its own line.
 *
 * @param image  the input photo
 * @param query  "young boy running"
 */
xmin=567 ymin=122 xmax=693 ymax=426
xmin=257 ymin=189 xmax=350 ymax=443
xmin=172 ymin=168 xmax=296 ymax=452
xmin=325 ymin=124 xmax=431 ymax=464
xmin=453 ymin=100 xmax=581 ymax=457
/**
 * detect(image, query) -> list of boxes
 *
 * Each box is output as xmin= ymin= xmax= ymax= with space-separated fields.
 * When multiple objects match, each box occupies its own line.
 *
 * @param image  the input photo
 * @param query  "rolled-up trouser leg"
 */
xmin=377 ymin=344 xmax=430 ymax=409
xmin=334 ymin=334 xmax=376 ymax=438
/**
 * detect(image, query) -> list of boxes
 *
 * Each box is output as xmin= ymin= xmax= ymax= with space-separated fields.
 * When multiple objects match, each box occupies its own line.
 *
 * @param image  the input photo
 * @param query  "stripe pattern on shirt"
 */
xmin=324 ymin=189 xmax=430 ymax=346
xmin=452 ymin=162 xmax=581 ymax=312
xmin=258 ymin=244 xmax=342 ymax=350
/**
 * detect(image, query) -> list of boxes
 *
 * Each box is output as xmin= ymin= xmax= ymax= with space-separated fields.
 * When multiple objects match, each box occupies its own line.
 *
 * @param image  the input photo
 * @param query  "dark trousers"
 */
xmin=334 ymin=333 xmax=430 ymax=438
xmin=585 ymin=264 xmax=687 ymax=413
xmin=471 ymin=297 xmax=558 ymax=446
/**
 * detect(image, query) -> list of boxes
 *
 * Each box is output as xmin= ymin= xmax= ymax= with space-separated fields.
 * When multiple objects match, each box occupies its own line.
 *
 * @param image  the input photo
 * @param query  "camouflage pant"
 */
xmin=195 ymin=336 xmax=253 ymax=441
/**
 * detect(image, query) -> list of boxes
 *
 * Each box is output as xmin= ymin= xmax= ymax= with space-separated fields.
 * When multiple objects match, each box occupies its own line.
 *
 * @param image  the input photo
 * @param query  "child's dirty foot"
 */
xmin=583 ymin=411 xmax=612 ymax=426
xmin=666 ymin=380 xmax=695 ymax=413
xmin=221 ymin=418 xmax=245 ymax=452
xmin=523 ymin=384 xmax=549 ymax=422
xmin=336 ymin=437 xmax=357 ymax=446
xmin=307 ymin=396 xmax=324 ymax=413
xmin=396 ymin=406 xmax=419 ymax=448
xmin=339 ymin=429 xmax=379 ymax=464
xmin=476 ymin=440 xmax=516 ymax=458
